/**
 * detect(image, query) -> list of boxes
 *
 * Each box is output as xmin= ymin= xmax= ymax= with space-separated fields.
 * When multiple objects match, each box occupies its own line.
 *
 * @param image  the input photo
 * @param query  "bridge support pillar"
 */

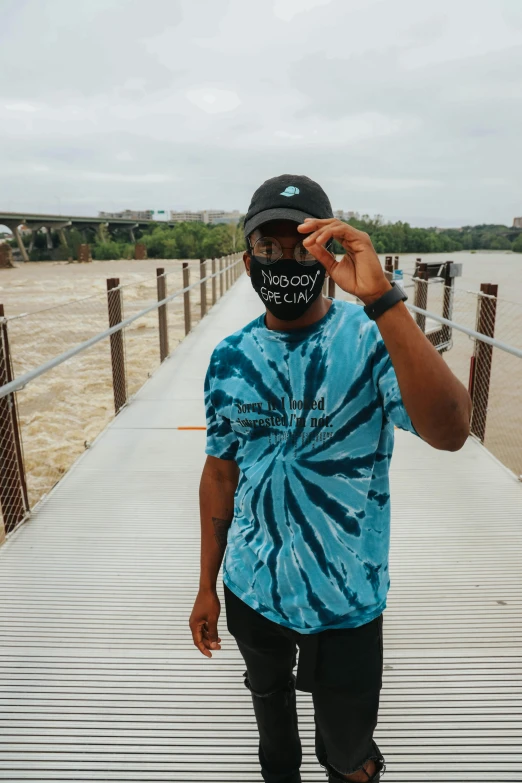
xmin=129 ymin=225 xmax=137 ymax=243
xmin=2 ymin=221 xmax=29 ymax=262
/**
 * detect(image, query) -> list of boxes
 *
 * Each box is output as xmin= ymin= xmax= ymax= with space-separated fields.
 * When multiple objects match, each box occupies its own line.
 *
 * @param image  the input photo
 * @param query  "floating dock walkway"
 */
xmin=0 ymin=274 xmax=521 ymax=780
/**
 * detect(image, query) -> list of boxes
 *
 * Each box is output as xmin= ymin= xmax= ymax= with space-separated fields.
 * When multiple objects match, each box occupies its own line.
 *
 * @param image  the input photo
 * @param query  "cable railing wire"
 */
xmin=0 ymin=253 xmax=520 ymax=544
xmin=0 ymin=253 xmax=244 ymax=537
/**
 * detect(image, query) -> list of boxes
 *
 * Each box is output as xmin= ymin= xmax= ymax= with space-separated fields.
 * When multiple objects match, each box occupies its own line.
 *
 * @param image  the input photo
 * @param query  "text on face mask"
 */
xmin=260 ymin=267 xmax=321 ymax=304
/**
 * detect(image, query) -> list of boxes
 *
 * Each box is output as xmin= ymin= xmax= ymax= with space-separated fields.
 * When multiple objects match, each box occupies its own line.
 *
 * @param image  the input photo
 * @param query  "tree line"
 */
xmin=7 ymin=214 xmax=522 ymax=261
xmin=348 ymin=215 xmax=522 ymax=254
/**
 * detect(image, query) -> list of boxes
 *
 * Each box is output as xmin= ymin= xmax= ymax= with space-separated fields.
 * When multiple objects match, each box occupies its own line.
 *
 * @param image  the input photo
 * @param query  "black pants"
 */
xmin=223 ymin=581 xmax=386 ymax=783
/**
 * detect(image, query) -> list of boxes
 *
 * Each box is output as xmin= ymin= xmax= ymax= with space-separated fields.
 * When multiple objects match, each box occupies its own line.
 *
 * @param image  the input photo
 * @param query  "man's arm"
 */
xmin=296 ymin=217 xmax=472 ymax=453
xmin=363 ymin=282 xmax=472 ymax=452
xmin=198 ymin=454 xmax=240 ymax=591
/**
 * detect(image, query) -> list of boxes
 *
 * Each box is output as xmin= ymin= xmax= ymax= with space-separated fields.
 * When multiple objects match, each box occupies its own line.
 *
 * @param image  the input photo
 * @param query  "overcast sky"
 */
xmin=1 ymin=0 xmax=521 ymax=227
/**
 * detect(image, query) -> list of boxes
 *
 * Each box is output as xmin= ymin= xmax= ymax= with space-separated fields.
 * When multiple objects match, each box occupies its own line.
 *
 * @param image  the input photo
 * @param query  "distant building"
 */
xmin=170 ymin=209 xmax=241 ymax=225
xmin=208 ymin=210 xmax=242 ymax=225
xmin=98 ymin=209 xmax=154 ymax=220
xmin=513 ymin=217 xmax=522 ymax=229
xmin=169 ymin=211 xmax=202 ymax=223
xmin=334 ymin=210 xmax=359 ymax=221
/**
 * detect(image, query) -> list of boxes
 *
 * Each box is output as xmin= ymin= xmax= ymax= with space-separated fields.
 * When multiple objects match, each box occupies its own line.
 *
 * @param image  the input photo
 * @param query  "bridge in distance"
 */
xmin=0 ymin=211 xmax=180 ymax=261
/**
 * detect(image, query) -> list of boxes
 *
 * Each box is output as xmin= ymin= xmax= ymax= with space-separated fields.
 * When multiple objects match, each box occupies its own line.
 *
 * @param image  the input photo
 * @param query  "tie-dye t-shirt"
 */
xmin=204 ymin=296 xmax=422 ymax=633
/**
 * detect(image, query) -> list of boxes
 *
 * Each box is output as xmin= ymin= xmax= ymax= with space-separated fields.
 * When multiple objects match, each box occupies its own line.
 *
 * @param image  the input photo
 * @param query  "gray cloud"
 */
xmin=1 ymin=0 xmax=521 ymax=226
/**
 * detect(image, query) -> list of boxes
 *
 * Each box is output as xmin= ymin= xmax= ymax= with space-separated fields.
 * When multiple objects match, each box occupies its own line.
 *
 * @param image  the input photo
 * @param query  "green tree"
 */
xmin=488 ymin=235 xmax=511 ymax=250
xmin=93 ymin=241 xmax=122 ymax=260
xmin=512 ymin=234 xmax=522 ymax=253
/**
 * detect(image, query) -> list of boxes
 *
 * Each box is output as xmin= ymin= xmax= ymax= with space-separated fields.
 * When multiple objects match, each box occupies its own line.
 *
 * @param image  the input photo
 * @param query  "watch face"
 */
xmin=393 ymin=280 xmax=406 ymax=295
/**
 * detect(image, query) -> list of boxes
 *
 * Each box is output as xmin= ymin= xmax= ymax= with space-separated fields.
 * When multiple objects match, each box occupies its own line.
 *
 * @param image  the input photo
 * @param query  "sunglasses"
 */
xmin=247 ymin=235 xmax=334 ymax=267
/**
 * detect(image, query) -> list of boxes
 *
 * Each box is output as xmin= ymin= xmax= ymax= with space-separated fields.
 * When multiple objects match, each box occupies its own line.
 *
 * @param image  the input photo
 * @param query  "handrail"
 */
xmin=4 ymin=266 xmax=193 ymax=322
xmin=404 ymin=303 xmax=522 ymax=359
xmin=0 ymin=255 xmax=243 ymax=400
xmin=1 ymin=265 xmax=521 ymax=401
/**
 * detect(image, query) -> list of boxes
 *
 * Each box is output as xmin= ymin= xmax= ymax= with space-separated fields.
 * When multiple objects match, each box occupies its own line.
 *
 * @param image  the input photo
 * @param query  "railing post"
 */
xmin=394 ymin=256 xmax=399 ymax=271
xmin=106 ymin=278 xmax=127 ymax=414
xmin=182 ymin=262 xmax=191 ymax=335
xmin=219 ymin=257 xmax=224 ymax=298
xmin=200 ymin=258 xmax=207 ymax=318
xmin=423 ymin=261 xmax=456 ymax=352
xmin=0 ymin=305 xmax=29 ymax=537
xmin=469 ymin=283 xmax=498 ymax=442
xmin=211 ymin=257 xmax=217 ymax=305
xmin=440 ymin=261 xmax=455 ymax=349
xmin=413 ymin=261 xmax=428 ymax=332
xmin=384 ymin=256 xmax=394 ymax=282
xmin=156 ymin=268 xmax=169 ymax=362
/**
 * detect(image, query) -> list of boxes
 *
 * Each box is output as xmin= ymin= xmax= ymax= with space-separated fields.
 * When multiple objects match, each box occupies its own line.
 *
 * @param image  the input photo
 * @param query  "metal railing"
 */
xmin=341 ymin=263 xmax=522 ymax=482
xmin=0 ymin=254 xmax=244 ymax=541
xmin=1 ymin=252 xmax=521 ymax=546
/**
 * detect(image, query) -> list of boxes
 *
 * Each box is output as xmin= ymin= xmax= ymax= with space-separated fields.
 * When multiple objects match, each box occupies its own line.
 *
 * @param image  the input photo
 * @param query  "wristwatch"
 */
xmin=363 ymin=281 xmax=408 ymax=321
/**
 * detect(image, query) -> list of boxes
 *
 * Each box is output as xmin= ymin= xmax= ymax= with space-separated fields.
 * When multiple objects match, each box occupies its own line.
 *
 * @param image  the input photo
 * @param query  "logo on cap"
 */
xmin=280 ymin=185 xmax=300 ymax=197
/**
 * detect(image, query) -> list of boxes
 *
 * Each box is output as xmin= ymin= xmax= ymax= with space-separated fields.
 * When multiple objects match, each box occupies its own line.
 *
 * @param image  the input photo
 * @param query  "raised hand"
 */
xmin=297 ymin=217 xmax=392 ymax=305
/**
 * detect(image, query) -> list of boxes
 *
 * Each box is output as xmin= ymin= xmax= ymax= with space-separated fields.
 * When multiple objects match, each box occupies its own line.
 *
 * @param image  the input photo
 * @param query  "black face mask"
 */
xmin=249 ymin=256 xmax=326 ymax=321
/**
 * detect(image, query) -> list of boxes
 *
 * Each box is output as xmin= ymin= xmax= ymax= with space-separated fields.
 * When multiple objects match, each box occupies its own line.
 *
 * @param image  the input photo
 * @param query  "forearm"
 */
xmin=198 ymin=456 xmax=239 ymax=592
xmin=365 ymin=286 xmax=472 ymax=450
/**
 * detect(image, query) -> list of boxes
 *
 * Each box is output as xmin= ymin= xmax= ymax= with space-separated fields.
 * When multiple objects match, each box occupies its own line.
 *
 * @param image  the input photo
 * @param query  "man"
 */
xmin=189 ymin=174 xmax=471 ymax=783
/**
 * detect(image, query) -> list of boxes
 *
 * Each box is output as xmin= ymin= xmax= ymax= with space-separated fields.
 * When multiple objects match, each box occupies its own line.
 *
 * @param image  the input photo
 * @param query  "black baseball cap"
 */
xmin=243 ymin=174 xmax=334 ymax=240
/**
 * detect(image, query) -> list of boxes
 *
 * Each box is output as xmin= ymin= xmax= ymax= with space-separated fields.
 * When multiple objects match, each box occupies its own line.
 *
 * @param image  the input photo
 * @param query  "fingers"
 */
xmin=192 ymin=621 xmax=222 ymax=658
xmin=192 ymin=622 xmax=211 ymax=658
xmin=297 ymin=217 xmax=337 ymax=230
xmin=202 ymin=622 xmax=222 ymax=650
xmin=305 ymin=238 xmax=337 ymax=274
xmin=298 ymin=218 xmax=369 ymax=248
xmin=303 ymin=223 xmax=366 ymax=247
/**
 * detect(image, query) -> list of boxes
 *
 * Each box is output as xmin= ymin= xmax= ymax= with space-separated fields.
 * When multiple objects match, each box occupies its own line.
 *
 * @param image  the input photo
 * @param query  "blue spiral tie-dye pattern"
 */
xmin=204 ymin=297 xmax=422 ymax=633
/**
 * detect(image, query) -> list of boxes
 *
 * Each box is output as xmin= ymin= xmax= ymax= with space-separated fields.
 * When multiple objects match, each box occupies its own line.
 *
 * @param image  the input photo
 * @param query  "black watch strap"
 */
xmin=363 ymin=281 xmax=408 ymax=321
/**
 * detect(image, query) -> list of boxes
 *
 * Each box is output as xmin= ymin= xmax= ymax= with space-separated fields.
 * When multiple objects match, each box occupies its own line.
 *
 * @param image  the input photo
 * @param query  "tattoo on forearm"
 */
xmin=212 ymin=516 xmax=233 ymax=553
